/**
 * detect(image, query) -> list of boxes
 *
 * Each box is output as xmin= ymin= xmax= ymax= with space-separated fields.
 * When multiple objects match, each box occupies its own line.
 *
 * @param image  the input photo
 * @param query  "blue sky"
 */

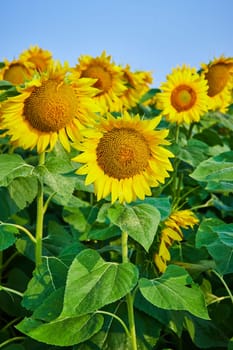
xmin=1 ymin=0 xmax=232 ymax=86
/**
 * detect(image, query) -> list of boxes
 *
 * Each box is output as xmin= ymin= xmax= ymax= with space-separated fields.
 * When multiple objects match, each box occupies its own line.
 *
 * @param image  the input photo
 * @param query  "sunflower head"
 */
xmin=157 ymin=65 xmax=209 ymax=124
xmin=19 ymin=45 xmax=53 ymax=73
xmin=154 ymin=209 xmax=199 ymax=273
xmin=72 ymin=111 xmax=174 ymax=204
xmin=74 ymin=51 xmax=127 ymax=112
xmin=119 ymin=65 xmax=153 ymax=109
xmin=0 ymin=58 xmax=34 ymax=85
xmin=201 ymin=56 xmax=233 ymax=112
xmin=0 ymin=61 xmax=100 ymax=153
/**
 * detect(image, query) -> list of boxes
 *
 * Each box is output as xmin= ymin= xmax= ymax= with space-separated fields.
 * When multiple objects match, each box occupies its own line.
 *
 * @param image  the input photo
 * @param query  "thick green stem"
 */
xmin=35 ymin=152 xmax=45 ymax=267
xmin=121 ymin=231 xmax=137 ymax=350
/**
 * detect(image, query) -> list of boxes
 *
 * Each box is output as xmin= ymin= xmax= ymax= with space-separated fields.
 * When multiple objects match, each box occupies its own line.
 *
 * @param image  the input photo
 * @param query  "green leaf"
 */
xmin=135 ymin=290 xmax=184 ymax=336
xmin=178 ymin=139 xmax=209 ymax=167
xmin=61 ymin=249 xmax=138 ymax=317
xmin=139 ymin=88 xmax=160 ymax=103
xmin=134 ymin=196 xmax=171 ymax=221
xmin=43 ymin=171 xmax=77 ymax=206
xmin=0 ymin=154 xmax=34 ymax=187
xmin=8 ymin=176 xmax=38 ymax=210
xmin=0 ymin=80 xmax=13 ymax=89
xmin=42 ymin=143 xmax=78 ymax=205
xmin=63 ymin=206 xmax=89 ymax=232
xmin=58 ymin=242 xmax=86 ymax=266
xmin=229 ymin=338 xmax=233 ymax=350
xmin=45 ymin=142 xmax=75 ymax=173
xmin=139 ymin=265 xmax=209 ymax=319
xmin=43 ymin=220 xmax=77 ymax=256
xmin=190 ymin=151 xmax=233 ymax=182
xmin=108 ymin=203 xmax=161 ymax=251
xmin=196 ymin=218 xmax=233 ymax=274
xmin=0 ymin=224 xmax=17 ymax=250
xmin=16 ymin=313 xmax=103 ymax=346
xmin=32 ymin=287 xmax=65 ymax=322
xmin=79 ymin=302 xmax=160 ymax=350
xmin=22 ymin=257 xmax=68 ymax=311
xmin=0 ymin=188 xmax=19 ymax=220
xmin=1 ymin=346 xmax=24 ymax=350
xmin=88 ymin=224 xmax=121 ymax=240
xmin=184 ymin=315 xmax=228 ymax=348
xmin=205 ymin=180 xmax=233 ymax=193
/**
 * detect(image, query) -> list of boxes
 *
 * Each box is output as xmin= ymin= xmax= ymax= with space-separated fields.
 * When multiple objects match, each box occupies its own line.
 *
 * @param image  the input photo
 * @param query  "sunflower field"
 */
xmin=0 ymin=46 xmax=233 ymax=350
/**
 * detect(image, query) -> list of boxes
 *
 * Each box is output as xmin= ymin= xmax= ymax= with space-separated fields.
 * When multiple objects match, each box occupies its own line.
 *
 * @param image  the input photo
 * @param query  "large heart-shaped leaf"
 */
xmin=16 ymin=313 xmax=103 ymax=346
xmin=61 ymin=249 xmax=138 ymax=317
xmin=139 ymin=265 xmax=209 ymax=320
xmin=108 ymin=203 xmax=161 ymax=251
xmin=196 ymin=218 xmax=233 ymax=275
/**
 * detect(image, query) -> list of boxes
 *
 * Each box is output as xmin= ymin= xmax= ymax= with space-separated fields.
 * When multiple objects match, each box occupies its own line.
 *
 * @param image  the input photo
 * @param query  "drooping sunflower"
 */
xmin=201 ymin=55 xmax=233 ymax=113
xmin=19 ymin=45 xmax=53 ymax=73
xmin=0 ymin=58 xmax=35 ymax=85
xmin=74 ymin=51 xmax=127 ymax=113
xmin=0 ymin=61 xmax=100 ymax=153
xmin=154 ymin=209 xmax=199 ymax=273
xmin=157 ymin=65 xmax=209 ymax=124
xmin=119 ymin=65 xmax=153 ymax=109
xmin=72 ymin=111 xmax=174 ymax=204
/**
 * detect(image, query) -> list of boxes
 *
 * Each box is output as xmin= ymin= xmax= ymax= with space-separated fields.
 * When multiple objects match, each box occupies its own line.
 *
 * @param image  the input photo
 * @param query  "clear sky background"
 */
xmin=1 ymin=0 xmax=232 ymax=86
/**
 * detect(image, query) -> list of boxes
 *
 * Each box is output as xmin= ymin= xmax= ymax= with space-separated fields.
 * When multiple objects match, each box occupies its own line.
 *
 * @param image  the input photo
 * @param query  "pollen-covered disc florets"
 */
xmin=157 ymin=65 xmax=209 ymax=124
xmin=73 ymin=111 xmax=174 ymax=204
xmin=0 ymin=61 xmax=100 ymax=153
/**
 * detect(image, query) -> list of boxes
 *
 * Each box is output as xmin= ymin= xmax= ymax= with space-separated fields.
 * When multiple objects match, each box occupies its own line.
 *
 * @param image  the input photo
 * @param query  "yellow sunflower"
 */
xmin=0 ymin=61 xmax=100 ymax=153
xmin=0 ymin=58 xmax=34 ymax=85
xmin=157 ymin=65 xmax=209 ymax=124
xmin=201 ymin=55 xmax=233 ymax=113
xmin=119 ymin=65 xmax=153 ymax=109
xmin=154 ymin=209 xmax=199 ymax=273
xmin=74 ymin=51 xmax=127 ymax=113
xmin=72 ymin=111 xmax=174 ymax=204
xmin=19 ymin=45 xmax=53 ymax=73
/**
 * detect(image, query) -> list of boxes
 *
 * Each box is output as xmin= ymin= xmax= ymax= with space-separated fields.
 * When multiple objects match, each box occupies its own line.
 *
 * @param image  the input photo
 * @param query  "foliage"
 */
xmin=0 ymin=55 xmax=233 ymax=350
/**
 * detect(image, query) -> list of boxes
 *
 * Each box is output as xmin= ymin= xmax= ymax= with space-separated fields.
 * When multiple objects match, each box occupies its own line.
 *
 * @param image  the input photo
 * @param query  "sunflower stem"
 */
xmin=121 ymin=231 xmax=138 ymax=350
xmin=35 ymin=152 xmax=45 ymax=267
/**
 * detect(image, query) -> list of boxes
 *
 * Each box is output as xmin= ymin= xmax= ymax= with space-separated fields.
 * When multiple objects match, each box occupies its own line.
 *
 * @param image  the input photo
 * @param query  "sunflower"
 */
xmin=201 ymin=56 xmax=233 ymax=113
xmin=119 ymin=65 xmax=153 ymax=109
xmin=157 ymin=65 xmax=209 ymax=124
xmin=0 ymin=58 xmax=35 ymax=85
xmin=74 ymin=51 xmax=127 ymax=112
xmin=72 ymin=111 xmax=174 ymax=204
xmin=154 ymin=209 xmax=199 ymax=273
xmin=19 ymin=45 xmax=53 ymax=73
xmin=0 ymin=61 xmax=100 ymax=153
